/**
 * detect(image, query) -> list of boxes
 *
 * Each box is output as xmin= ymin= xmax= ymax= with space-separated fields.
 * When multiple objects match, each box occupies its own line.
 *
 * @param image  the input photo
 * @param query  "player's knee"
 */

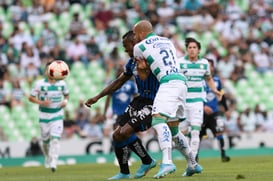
xmin=112 ymin=130 xmax=127 ymax=142
xmin=119 ymin=128 xmax=132 ymax=140
xmin=112 ymin=131 xmax=119 ymax=141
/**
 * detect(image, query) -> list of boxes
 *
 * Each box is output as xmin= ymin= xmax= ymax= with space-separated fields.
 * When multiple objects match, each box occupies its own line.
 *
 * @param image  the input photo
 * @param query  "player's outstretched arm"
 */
xmin=85 ymin=73 xmax=131 ymax=107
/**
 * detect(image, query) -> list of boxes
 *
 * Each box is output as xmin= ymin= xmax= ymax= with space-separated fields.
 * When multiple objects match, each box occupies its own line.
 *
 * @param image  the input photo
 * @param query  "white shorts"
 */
xmin=179 ymin=101 xmax=204 ymax=132
xmin=39 ymin=120 xmax=64 ymax=141
xmin=152 ymin=80 xmax=187 ymax=122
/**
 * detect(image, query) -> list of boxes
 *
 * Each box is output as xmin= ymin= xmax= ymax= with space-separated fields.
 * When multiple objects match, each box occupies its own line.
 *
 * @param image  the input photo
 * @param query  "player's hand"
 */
xmin=135 ymin=58 xmax=148 ymax=70
xmin=204 ymin=105 xmax=213 ymax=114
xmin=60 ymin=99 xmax=68 ymax=108
xmin=40 ymin=100 xmax=51 ymax=107
xmin=214 ymin=90 xmax=223 ymax=101
xmin=85 ymin=97 xmax=98 ymax=108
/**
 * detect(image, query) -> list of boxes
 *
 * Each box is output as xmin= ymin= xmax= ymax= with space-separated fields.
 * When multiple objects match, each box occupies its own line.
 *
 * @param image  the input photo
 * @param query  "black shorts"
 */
xmin=118 ymin=96 xmax=153 ymax=132
xmin=200 ymin=112 xmax=218 ymax=137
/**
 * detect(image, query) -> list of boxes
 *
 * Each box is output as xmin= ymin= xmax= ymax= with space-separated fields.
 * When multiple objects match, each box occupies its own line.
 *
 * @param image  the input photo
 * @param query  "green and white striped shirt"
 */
xmin=30 ymin=78 xmax=69 ymax=123
xmin=134 ymin=33 xmax=186 ymax=84
xmin=178 ymin=56 xmax=210 ymax=103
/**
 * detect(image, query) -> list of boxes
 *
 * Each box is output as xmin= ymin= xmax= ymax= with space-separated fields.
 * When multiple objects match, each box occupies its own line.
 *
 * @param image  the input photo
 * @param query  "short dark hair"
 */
xmin=185 ymin=37 xmax=201 ymax=50
xmin=122 ymin=30 xmax=134 ymax=41
xmin=205 ymin=57 xmax=214 ymax=67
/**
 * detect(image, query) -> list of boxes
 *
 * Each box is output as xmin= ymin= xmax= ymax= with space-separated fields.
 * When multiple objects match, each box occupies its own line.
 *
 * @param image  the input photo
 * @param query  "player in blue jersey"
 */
xmin=199 ymin=58 xmax=230 ymax=162
xmin=103 ymin=65 xmax=138 ymax=167
xmin=85 ymin=30 xmax=159 ymax=180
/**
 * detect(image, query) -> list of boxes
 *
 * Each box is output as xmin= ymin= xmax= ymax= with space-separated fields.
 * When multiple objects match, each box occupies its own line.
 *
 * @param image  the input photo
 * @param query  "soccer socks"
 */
xmin=153 ymin=122 xmax=173 ymax=164
xmin=114 ymin=145 xmax=131 ymax=174
xmin=171 ymin=127 xmax=196 ymax=168
xmin=113 ymin=134 xmax=139 ymax=174
xmin=217 ymin=135 xmax=226 ymax=157
xmin=190 ymin=130 xmax=200 ymax=159
xmin=113 ymin=134 xmax=154 ymax=175
xmin=42 ymin=142 xmax=50 ymax=168
xmin=128 ymin=137 xmax=152 ymax=165
xmin=49 ymin=138 xmax=60 ymax=169
xmin=42 ymin=142 xmax=49 ymax=157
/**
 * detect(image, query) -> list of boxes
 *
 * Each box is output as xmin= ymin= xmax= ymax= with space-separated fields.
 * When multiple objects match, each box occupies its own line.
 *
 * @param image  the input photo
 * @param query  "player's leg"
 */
xmin=168 ymin=121 xmax=198 ymax=164
xmin=197 ymin=113 xmax=209 ymax=162
xmin=110 ymin=123 xmax=152 ymax=179
xmin=49 ymin=137 xmax=60 ymax=172
xmin=109 ymin=146 xmax=131 ymax=180
xmin=42 ymin=140 xmax=50 ymax=168
xmin=152 ymin=83 xmax=185 ymax=179
xmin=169 ymin=88 xmax=203 ymax=177
xmin=126 ymin=132 xmax=156 ymax=178
xmin=170 ymin=123 xmax=203 ymax=176
xmin=124 ymin=104 xmax=156 ymax=178
xmin=200 ymin=113 xmax=209 ymax=140
xmin=109 ymin=126 xmax=131 ymax=179
xmin=188 ymin=102 xmax=204 ymax=160
xmin=48 ymin=120 xmax=63 ymax=172
xmin=179 ymin=119 xmax=191 ymax=143
xmin=215 ymin=118 xmax=230 ymax=162
xmin=113 ymin=122 xmax=155 ymax=178
xmin=39 ymin=123 xmax=51 ymax=169
xmin=152 ymin=115 xmax=176 ymax=179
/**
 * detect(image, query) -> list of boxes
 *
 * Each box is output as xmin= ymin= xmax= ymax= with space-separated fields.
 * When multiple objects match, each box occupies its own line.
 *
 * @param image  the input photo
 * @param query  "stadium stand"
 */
xmin=0 ymin=0 xmax=272 ymax=141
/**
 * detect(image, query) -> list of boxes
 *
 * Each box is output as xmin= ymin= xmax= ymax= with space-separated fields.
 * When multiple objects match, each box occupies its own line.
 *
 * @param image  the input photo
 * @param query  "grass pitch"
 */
xmin=0 ymin=155 xmax=272 ymax=181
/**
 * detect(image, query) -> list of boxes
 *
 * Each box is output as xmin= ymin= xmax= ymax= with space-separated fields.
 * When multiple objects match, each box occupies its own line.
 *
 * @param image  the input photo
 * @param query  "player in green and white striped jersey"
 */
xmin=133 ymin=20 xmax=202 ymax=178
xmin=29 ymin=61 xmax=69 ymax=172
xmin=178 ymin=37 xmax=222 ymax=162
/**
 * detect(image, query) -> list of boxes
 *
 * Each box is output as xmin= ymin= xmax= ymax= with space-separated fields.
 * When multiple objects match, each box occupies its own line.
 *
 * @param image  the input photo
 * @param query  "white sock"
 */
xmin=49 ymin=139 xmax=60 ymax=167
xmin=190 ymin=130 xmax=200 ymax=159
xmin=153 ymin=123 xmax=173 ymax=164
xmin=42 ymin=143 xmax=49 ymax=157
xmin=42 ymin=143 xmax=50 ymax=168
xmin=173 ymin=132 xmax=197 ymax=168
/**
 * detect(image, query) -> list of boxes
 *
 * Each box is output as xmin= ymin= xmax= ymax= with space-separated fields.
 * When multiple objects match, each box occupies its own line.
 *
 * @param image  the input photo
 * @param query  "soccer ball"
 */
xmin=48 ymin=60 xmax=69 ymax=80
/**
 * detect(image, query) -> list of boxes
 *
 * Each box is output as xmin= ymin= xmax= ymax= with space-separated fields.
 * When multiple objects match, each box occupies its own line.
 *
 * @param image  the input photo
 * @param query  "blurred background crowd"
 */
xmin=0 ymin=0 xmax=273 ymax=150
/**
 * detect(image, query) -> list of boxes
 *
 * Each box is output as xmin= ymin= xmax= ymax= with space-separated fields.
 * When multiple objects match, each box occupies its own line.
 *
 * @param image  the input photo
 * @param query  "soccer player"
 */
xmin=199 ymin=58 xmax=230 ymax=162
xmin=85 ymin=30 xmax=158 ymax=180
xmin=28 ymin=60 xmax=69 ymax=172
xmin=133 ymin=20 xmax=202 ymax=178
xmin=103 ymin=65 xmax=138 ymax=166
xmin=178 ymin=37 xmax=222 ymax=162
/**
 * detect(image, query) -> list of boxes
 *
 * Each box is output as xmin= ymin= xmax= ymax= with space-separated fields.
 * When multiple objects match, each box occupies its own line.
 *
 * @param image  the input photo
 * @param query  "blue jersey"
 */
xmin=125 ymin=58 xmax=159 ymax=100
xmin=111 ymin=79 xmax=137 ymax=115
xmin=205 ymin=75 xmax=222 ymax=113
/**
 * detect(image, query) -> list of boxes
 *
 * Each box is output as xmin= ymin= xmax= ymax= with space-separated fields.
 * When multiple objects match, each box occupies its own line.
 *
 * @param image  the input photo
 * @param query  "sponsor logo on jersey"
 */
xmin=153 ymin=42 xmax=170 ymax=49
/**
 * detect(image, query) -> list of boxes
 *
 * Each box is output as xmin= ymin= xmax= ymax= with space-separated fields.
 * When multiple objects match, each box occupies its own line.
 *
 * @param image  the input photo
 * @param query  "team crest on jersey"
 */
xmin=58 ymin=86 xmax=62 ymax=91
xmin=200 ymin=64 xmax=204 ymax=69
xmin=181 ymin=64 xmax=187 ymax=69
